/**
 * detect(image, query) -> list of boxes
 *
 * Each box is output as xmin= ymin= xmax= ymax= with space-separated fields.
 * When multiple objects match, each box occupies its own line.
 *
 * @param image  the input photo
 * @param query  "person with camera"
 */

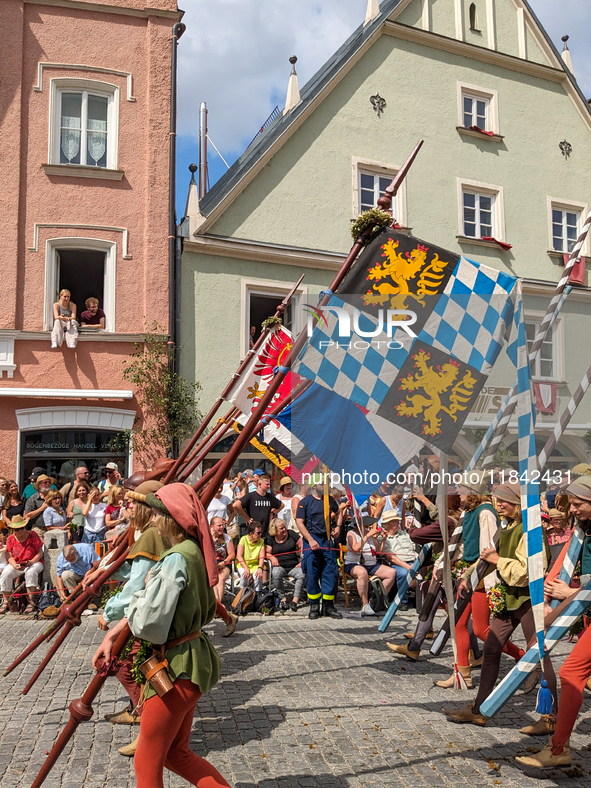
xmin=344 ymin=517 xmax=397 ymax=616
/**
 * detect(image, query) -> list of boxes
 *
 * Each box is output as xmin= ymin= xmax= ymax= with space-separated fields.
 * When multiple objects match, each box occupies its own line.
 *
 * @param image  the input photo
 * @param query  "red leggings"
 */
xmin=455 ymin=588 xmax=524 ymax=665
xmin=216 ymin=600 xmax=231 ymax=624
xmin=553 ymin=624 xmax=591 ymax=751
xmin=135 ymin=679 xmax=231 ymax=788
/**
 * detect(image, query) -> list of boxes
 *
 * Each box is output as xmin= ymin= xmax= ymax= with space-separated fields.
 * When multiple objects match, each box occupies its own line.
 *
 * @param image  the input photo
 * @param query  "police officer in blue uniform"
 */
xmin=295 ymin=477 xmax=341 ymax=620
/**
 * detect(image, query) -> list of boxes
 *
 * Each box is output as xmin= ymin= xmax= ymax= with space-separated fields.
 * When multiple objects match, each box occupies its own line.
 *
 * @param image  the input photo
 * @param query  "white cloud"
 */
xmin=177 ymin=0 xmax=591 ymax=169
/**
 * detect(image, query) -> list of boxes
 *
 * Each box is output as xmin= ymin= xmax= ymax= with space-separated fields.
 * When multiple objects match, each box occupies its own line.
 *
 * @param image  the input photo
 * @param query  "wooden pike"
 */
xmin=198 ymin=140 xmax=424 ymax=510
xmin=178 ymin=408 xmax=239 ymax=482
xmin=162 ymin=274 xmax=305 ymax=482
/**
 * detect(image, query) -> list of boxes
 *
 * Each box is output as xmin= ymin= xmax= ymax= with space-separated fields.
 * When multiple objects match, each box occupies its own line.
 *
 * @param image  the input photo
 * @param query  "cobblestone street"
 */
xmin=1 ymin=610 xmax=590 ymax=788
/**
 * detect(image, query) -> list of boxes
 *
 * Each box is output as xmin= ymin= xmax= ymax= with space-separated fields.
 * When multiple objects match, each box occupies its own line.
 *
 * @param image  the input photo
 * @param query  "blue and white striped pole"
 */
xmin=378 ymin=543 xmax=432 ymax=632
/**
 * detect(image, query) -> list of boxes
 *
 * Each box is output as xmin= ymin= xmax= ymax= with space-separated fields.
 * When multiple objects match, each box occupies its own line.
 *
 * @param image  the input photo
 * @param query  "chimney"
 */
xmin=198 ymin=102 xmax=208 ymax=199
xmin=283 ymin=56 xmax=300 ymax=115
xmin=561 ymin=35 xmax=574 ymax=75
xmin=364 ymin=0 xmax=380 ymax=26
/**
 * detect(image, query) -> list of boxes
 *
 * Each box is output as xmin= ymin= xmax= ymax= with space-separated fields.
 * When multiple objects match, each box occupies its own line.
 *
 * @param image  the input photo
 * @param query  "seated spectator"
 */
xmin=66 ymin=481 xmax=90 ymax=541
xmin=0 ymin=515 xmax=44 ymax=614
xmin=56 ymin=543 xmax=97 ymax=601
xmin=266 ymin=517 xmax=305 ymax=612
xmin=105 ymin=485 xmax=130 ymax=530
xmin=80 ymin=297 xmax=106 ymax=329
xmin=42 ymin=491 xmax=69 ymax=533
xmin=2 ymin=481 xmax=25 ymax=530
xmin=344 ymin=519 xmax=397 ymax=616
xmin=81 ymin=487 xmax=108 ymax=544
xmin=210 ymin=517 xmax=236 ymax=604
xmin=25 ymin=474 xmax=55 ymax=535
xmin=51 ymin=289 xmax=78 ymax=349
xmin=236 ymin=521 xmax=265 ymax=592
xmin=381 ymin=510 xmax=417 ymax=610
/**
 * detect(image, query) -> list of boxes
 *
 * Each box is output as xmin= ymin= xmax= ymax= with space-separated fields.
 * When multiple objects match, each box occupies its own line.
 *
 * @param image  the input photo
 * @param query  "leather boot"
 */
xmin=515 ymin=739 xmax=571 ymax=768
xmin=105 ymin=706 xmax=140 ymax=725
xmin=308 ymin=601 xmax=320 ymax=620
xmin=521 ymin=672 xmax=539 ymax=694
xmin=435 ymin=666 xmax=472 ymax=689
xmin=321 ymin=599 xmax=342 ymax=619
xmin=386 ymin=642 xmax=420 ymax=661
xmin=520 ymin=715 xmax=556 ymax=736
xmin=222 ymin=611 xmax=238 ymax=637
xmin=118 ymin=735 xmax=140 ymax=757
xmin=469 ymin=649 xmax=483 ymax=668
xmin=445 ymin=703 xmax=487 ymax=727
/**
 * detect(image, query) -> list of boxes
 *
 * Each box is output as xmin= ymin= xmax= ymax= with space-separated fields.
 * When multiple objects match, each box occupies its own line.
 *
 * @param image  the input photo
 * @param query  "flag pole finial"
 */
xmin=561 ymin=35 xmax=574 ymax=74
xmin=283 ymin=55 xmax=300 ymax=114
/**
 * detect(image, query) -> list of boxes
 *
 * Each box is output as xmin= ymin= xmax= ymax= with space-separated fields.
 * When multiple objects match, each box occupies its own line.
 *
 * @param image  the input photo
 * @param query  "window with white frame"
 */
xmin=552 ymin=207 xmax=579 ymax=253
xmin=359 ymin=171 xmax=397 ymax=213
xmin=457 ymin=83 xmax=498 ymax=135
xmin=462 ymin=190 xmax=494 ymax=238
xmin=44 ymin=238 xmax=116 ymax=332
xmin=525 ymin=321 xmax=555 ymax=379
xmin=463 ymin=94 xmax=488 ymax=130
xmin=49 ymin=79 xmax=119 ymax=169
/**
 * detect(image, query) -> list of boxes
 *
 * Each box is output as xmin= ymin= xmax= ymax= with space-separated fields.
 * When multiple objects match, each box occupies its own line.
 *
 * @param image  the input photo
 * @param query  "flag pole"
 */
xmin=162 ymin=273 xmax=305 ymax=483
xmin=177 ymin=408 xmax=239 ymax=483
xmin=479 ymin=208 xmax=591 ymax=469
xmin=198 ymin=140 xmax=424 ymax=509
xmin=537 ymin=362 xmax=591 ymax=471
xmin=176 ymin=406 xmax=239 ymax=480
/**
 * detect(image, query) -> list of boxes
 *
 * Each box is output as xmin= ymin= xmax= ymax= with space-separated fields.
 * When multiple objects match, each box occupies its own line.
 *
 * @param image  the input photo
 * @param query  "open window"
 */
xmin=241 ymin=279 xmax=306 ymax=357
xmin=44 ymin=238 xmax=116 ymax=331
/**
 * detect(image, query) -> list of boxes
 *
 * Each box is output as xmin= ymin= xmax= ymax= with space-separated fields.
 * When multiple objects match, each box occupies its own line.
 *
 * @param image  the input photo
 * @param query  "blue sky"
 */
xmin=175 ymin=0 xmax=591 ymax=214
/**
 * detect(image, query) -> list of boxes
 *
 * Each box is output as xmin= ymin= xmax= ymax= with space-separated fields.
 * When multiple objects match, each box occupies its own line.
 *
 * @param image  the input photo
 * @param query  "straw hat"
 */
xmin=34 ymin=473 xmax=55 ymax=490
xmin=9 ymin=514 xmax=30 ymax=530
xmin=382 ymin=510 xmax=402 ymax=524
xmin=572 ymin=463 xmax=591 ymax=477
xmin=547 ymin=508 xmax=565 ymax=519
xmin=280 ymin=476 xmax=292 ymax=488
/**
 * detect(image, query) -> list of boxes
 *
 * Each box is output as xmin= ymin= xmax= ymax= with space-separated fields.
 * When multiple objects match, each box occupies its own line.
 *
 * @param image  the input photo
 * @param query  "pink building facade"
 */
xmin=0 ymin=0 xmax=180 ymax=487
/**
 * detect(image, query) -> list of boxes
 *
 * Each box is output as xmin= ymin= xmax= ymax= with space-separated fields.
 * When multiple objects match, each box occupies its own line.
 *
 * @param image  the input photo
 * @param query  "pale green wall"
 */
xmin=429 ymin=0 xmax=457 ymax=39
xmin=525 ymin=24 xmax=551 ymax=66
xmin=463 ymin=0 xmax=488 ymax=48
xmin=396 ymin=0 xmax=424 ymax=28
xmin=493 ymin=0 xmax=520 ymax=58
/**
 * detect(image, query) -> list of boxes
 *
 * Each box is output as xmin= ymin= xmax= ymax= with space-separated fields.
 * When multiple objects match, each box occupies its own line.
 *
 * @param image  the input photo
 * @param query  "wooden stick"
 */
xmin=177 ymin=408 xmax=239 ymax=482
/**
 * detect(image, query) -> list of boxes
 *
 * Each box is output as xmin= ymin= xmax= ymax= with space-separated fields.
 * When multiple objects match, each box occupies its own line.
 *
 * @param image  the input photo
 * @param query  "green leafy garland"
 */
xmin=350 ymin=208 xmax=393 ymax=244
xmin=261 ymin=315 xmax=283 ymax=331
xmin=130 ymin=640 xmax=153 ymax=685
xmin=101 ymin=583 xmax=124 ymax=608
xmin=451 ymin=559 xmax=471 ymax=582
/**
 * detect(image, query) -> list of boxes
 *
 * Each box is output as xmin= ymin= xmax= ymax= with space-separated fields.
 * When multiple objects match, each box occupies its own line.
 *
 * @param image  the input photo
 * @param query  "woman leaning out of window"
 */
xmin=51 ymin=289 xmax=78 ymax=349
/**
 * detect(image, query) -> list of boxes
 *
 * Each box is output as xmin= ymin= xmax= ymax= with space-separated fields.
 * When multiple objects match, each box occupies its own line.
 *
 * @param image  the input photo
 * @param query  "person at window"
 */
xmin=97 ymin=462 xmax=123 ymax=494
xmin=105 ymin=485 xmax=131 ymax=531
xmin=210 ymin=516 xmax=235 ymax=605
xmin=236 ymin=521 xmax=265 ymax=592
xmin=82 ymin=487 xmax=108 ymax=544
xmin=25 ymin=474 xmax=55 ymax=535
xmin=51 ymin=288 xmax=78 ymax=349
xmin=67 ymin=481 xmax=90 ymax=541
xmin=80 ymin=296 xmax=106 ymax=330
xmin=56 ymin=543 xmax=97 ymax=601
xmin=0 ymin=515 xmax=44 ymax=615
xmin=233 ymin=473 xmax=281 ymax=539
xmin=249 ymin=325 xmax=256 ymax=350
xmin=59 ymin=466 xmax=91 ymax=506
xmin=344 ymin=518 xmax=397 ymax=616
xmin=42 ymin=491 xmax=69 ymax=533
xmin=22 ymin=468 xmax=56 ymax=501
xmin=91 ymin=484 xmax=231 ymax=788
xmin=2 ymin=481 xmax=25 ymax=530
xmin=266 ymin=517 xmax=305 ymax=612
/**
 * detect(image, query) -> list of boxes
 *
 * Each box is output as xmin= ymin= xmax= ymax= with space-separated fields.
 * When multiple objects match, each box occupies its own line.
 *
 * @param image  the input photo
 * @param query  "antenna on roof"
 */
xmin=283 ymin=56 xmax=300 ymax=115
xmin=199 ymin=102 xmax=208 ymax=199
xmin=364 ymin=0 xmax=380 ymax=26
xmin=561 ymin=35 xmax=574 ymax=75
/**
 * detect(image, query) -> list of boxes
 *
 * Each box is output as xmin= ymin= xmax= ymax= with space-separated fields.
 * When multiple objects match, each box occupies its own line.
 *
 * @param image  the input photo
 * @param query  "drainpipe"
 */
xmin=168 ymin=20 xmax=186 ymax=457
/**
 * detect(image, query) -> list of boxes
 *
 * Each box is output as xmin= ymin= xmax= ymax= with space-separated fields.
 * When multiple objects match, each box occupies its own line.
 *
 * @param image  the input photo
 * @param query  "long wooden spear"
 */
xmin=199 ymin=140 xmax=424 ymax=510
xmin=162 ymin=274 xmax=305 ymax=483
xmin=177 ymin=408 xmax=239 ymax=483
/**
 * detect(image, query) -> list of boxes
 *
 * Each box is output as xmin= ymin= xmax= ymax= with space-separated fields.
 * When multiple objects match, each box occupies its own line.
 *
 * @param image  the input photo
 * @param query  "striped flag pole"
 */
xmin=480 ymin=580 xmax=591 ymax=718
xmin=466 ymin=287 xmax=570 ymax=472
xmin=479 ymin=205 xmax=591 ymax=471
xmin=378 ymin=543 xmax=432 ymax=632
xmin=538 ymin=365 xmax=591 ymax=471
xmin=549 ymin=524 xmax=585 ymax=609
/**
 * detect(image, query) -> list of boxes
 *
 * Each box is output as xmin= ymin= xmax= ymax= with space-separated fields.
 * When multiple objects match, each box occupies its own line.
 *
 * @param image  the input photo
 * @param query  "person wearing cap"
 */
xmin=344 ymin=515 xmax=397 ymax=616
xmin=446 ymin=480 xmax=555 ymax=730
xmin=22 ymin=467 xmax=57 ymax=502
xmin=0 ymin=515 xmax=44 ymax=614
xmin=545 ymin=508 xmax=572 ymax=547
xmin=517 ymin=474 xmax=591 ymax=768
xmin=97 ymin=462 xmax=123 ymax=494
xmin=437 ymin=474 xmax=525 ymax=691
xmin=24 ymin=474 xmax=56 ymax=534
xmin=276 ymin=477 xmax=294 ymax=529
xmin=92 ymin=483 xmax=231 ymax=788
xmin=295 ymin=476 xmax=341 ymax=620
